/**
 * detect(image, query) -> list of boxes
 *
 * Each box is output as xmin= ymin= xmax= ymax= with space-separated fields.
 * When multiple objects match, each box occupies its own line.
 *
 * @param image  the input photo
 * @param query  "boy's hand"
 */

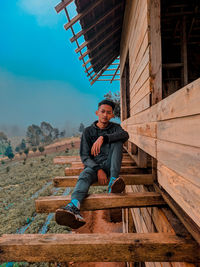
xmin=97 ymin=169 xmax=108 ymax=185
xmin=91 ymin=136 xmax=104 ymax=156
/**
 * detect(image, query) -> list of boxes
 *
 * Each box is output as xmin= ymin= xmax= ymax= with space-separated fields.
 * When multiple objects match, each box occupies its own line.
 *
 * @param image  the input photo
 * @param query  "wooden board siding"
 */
xmin=120 ymin=0 xmax=151 ymax=118
xmin=121 ymin=78 xmax=200 ymax=228
xmin=157 ymin=163 xmax=200 ymax=227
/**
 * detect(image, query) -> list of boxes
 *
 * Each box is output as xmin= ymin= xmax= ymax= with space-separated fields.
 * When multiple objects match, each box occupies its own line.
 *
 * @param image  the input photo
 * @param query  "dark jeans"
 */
xmin=71 ymin=141 xmax=123 ymax=203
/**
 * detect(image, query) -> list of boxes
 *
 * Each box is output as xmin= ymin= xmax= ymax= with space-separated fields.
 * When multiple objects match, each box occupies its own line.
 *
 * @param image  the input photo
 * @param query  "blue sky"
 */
xmin=0 ymin=0 xmax=120 ymax=136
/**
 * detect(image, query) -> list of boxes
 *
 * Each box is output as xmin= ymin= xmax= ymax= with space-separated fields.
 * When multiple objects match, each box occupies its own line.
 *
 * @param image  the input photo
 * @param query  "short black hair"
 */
xmin=98 ymin=99 xmax=115 ymax=110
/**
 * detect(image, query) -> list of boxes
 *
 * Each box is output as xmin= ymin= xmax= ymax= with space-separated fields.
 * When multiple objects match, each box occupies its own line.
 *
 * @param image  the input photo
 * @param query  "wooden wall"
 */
xmin=120 ymin=0 xmax=151 ymax=117
xmin=120 ymin=0 xmax=200 ymax=265
xmin=122 ymin=79 xmax=200 ymax=229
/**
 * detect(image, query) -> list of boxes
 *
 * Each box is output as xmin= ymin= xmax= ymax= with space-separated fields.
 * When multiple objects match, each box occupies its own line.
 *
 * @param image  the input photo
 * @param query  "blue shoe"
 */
xmin=55 ymin=202 xmax=86 ymax=229
xmin=108 ymin=177 xmax=125 ymax=193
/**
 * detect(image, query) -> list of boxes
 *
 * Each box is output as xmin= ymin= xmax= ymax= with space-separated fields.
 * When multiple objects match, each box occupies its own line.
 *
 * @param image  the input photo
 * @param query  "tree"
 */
xmin=24 ymin=148 xmax=29 ymax=158
xmin=38 ymin=146 xmax=45 ymax=154
xmin=60 ymin=130 xmax=66 ymax=138
xmin=20 ymin=139 xmax=26 ymax=150
xmin=104 ymin=91 xmax=120 ymax=118
xmin=15 ymin=146 xmax=20 ymax=153
xmin=32 ymin=147 xmax=37 ymax=153
xmin=0 ymin=131 xmax=9 ymax=156
xmin=26 ymin=125 xmax=42 ymax=146
xmin=79 ymin=123 xmax=85 ymax=133
xmin=5 ymin=145 xmax=14 ymax=160
xmin=52 ymin=128 xmax=59 ymax=140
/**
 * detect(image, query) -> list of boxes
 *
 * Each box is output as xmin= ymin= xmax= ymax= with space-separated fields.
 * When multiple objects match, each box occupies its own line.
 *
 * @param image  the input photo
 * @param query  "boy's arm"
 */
xmin=80 ymin=130 xmax=101 ymax=171
xmin=103 ymin=124 xmax=129 ymax=143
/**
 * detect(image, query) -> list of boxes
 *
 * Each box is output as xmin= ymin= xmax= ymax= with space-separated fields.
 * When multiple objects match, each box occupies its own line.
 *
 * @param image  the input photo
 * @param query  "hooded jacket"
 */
xmin=80 ymin=121 xmax=129 ymax=171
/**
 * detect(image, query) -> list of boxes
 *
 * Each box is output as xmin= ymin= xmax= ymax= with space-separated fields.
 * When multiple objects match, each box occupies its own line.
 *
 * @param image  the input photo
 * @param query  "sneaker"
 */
xmin=55 ymin=203 xmax=86 ymax=229
xmin=108 ymin=177 xmax=125 ymax=193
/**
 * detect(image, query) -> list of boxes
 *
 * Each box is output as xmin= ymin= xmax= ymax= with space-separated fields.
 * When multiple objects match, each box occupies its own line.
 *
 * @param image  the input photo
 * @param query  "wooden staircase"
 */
xmin=0 ymin=152 xmax=199 ymax=264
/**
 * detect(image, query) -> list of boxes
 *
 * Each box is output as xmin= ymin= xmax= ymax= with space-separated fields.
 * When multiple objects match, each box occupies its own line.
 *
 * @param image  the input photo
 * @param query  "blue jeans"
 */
xmin=71 ymin=141 xmax=123 ymax=203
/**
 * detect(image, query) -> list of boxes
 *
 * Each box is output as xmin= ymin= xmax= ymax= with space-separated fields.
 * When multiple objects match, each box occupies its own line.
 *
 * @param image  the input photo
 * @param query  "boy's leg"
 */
xmin=71 ymin=167 xmax=98 ymax=204
xmin=102 ymin=141 xmax=125 ymax=193
xmin=55 ymin=167 xmax=97 ymax=228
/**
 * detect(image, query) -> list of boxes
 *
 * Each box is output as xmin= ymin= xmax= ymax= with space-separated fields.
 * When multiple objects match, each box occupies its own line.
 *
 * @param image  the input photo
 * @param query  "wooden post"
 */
xmin=149 ymin=0 xmax=162 ymax=105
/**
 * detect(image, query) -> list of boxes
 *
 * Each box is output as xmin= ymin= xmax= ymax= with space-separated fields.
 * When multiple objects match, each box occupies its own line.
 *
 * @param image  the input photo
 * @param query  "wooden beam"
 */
xmin=53 ymin=174 xmax=154 ymax=187
xmin=64 ymin=0 xmax=104 ymax=31
xmin=75 ymin=15 xmax=121 ymax=53
xmin=70 ymin=2 xmax=123 ymax=42
xmin=110 ymin=64 xmax=120 ymax=83
xmin=90 ymin=55 xmax=117 ymax=85
xmin=78 ymin=26 xmax=121 ymax=60
xmin=55 ymin=0 xmax=73 ymax=13
xmin=154 ymin=183 xmax=200 ymax=245
xmin=35 ymin=192 xmax=166 ymax=213
xmin=1 ymin=233 xmax=199 ymax=262
xmin=65 ymin=166 xmax=147 ymax=176
xmin=82 ymin=41 xmax=119 ymax=67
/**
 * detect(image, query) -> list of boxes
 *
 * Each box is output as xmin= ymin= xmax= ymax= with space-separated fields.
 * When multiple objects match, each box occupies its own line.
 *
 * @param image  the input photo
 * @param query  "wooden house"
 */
xmin=0 ymin=0 xmax=199 ymax=265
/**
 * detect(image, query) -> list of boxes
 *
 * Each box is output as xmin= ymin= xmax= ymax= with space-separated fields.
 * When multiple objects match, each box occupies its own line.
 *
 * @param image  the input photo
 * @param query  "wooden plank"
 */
xmin=157 ymin=140 xmax=200 ymax=187
xmin=76 ymin=15 xmax=121 ymax=53
xmin=53 ymin=174 xmax=154 ymax=187
xmin=131 ymin=93 xmax=150 ymax=116
xmin=35 ymin=192 xmax=166 ymax=213
xmin=154 ymin=183 xmax=200 ymax=245
xmin=122 ymin=78 xmax=200 ymax=128
xmin=128 ymin=122 xmax=157 ymax=138
xmin=157 ymin=114 xmax=200 ymax=148
xmin=149 ymin=0 xmax=162 ymax=104
xmin=157 ymin=78 xmax=200 ymax=121
xmin=79 ymin=26 xmax=121 ymax=60
xmin=128 ymin=132 xmax=156 ymax=158
xmin=157 ymin=163 xmax=200 ymax=228
xmin=65 ymin=166 xmax=147 ymax=176
xmin=130 ymin=63 xmax=150 ymax=101
xmin=1 ymin=233 xmax=199 ymax=262
xmin=70 ymin=2 xmax=123 ymax=42
xmin=55 ymin=0 xmax=73 ymax=13
xmin=64 ymin=0 xmax=103 ymax=31
xmin=130 ymin=46 xmax=150 ymax=96
xmin=130 ymin=78 xmax=151 ymax=108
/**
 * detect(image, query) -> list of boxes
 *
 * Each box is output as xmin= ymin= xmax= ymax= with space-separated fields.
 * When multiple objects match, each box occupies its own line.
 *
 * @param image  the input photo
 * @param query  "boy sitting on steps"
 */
xmin=55 ymin=99 xmax=129 ymax=229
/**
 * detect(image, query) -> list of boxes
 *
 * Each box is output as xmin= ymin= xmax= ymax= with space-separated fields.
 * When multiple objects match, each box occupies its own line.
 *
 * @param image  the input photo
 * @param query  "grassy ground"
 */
xmin=0 ymin=149 xmax=80 ymax=235
xmin=0 ymin=148 xmax=107 ymax=267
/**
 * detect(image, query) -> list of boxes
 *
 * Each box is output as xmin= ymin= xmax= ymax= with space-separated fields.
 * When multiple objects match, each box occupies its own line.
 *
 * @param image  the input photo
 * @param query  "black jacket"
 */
xmin=80 ymin=121 xmax=129 ymax=171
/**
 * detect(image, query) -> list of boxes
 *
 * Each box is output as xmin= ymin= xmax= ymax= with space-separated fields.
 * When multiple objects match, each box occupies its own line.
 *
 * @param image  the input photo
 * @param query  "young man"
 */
xmin=55 ymin=99 xmax=129 ymax=229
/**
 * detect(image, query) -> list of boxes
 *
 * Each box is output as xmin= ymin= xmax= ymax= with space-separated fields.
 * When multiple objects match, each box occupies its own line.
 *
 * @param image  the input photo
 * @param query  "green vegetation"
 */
xmin=0 ymin=148 xmax=80 ymax=235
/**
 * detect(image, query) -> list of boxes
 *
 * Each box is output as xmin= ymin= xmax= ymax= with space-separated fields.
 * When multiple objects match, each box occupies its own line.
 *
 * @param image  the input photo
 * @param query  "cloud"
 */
xmin=17 ymin=0 xmax=61 ymax=27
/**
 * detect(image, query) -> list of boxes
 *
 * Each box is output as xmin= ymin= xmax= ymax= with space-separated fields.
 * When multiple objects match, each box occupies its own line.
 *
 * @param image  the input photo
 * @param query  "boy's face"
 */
xmin=95 ymin=104 xmax=114 ymax=124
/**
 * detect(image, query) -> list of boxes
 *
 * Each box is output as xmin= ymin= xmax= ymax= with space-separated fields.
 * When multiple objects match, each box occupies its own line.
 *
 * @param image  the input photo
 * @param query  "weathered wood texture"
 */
xmin=122 ymin=78 xmax=200 ymax=229
xmin=35 ymin=192 xmax=165 ymax=213
xmin=1 ymin=233 xmax=199 ymax=262
xmin=125 ymin=186 xmax=199 ymax=266
xmin=120 ymin=0 xmax=151 ymax=118
xmin=53 ymin=174 xmax=154 ymax=187
xmin=65 ymin=166 xmax=147 ymax=176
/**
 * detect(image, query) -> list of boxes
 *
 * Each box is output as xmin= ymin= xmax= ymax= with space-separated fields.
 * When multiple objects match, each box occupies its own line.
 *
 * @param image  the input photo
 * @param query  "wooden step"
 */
xmin=70 ymin=160 xmax=136 ymax=168
xmin=35 ymin=192 xmax=166 ymax=213
xmin=0 ymin=233 xmax=199 ymax=262
xmin=53 ymin=156 xmax=134 ymax=165
xmin=65 ymin=166 xmax=147 ymax=176
xmin=53 ymin=174 xmax=154 ymax=187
